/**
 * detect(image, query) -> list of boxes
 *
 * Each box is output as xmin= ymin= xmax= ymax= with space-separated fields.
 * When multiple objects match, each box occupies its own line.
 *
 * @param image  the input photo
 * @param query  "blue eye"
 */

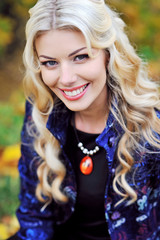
xmin=74 ymin=54 xmax=89 ymax=61
xmin=41 ymin=60 xmax=57 ymax=68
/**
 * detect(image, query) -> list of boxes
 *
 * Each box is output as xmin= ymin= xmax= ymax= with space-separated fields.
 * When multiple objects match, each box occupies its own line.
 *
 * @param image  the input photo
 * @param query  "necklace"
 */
xmin=73 ymin=117 xmax=100 ymax=175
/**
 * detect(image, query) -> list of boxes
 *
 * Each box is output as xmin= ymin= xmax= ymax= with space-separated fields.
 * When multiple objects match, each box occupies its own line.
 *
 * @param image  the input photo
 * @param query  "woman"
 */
xmin=9 ymin=0 xmax=160 ymax=239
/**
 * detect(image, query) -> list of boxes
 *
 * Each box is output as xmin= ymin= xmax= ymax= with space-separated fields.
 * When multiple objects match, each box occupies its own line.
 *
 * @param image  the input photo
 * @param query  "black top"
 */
xmin=54 ymin=123 xmax=110 ymax=240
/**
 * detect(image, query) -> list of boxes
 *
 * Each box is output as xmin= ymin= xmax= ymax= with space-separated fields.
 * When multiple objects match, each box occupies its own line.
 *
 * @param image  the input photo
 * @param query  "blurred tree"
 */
xmin=108 ymin=0 xmax=160 ymax=62
xmin=0 ymin=0 xmax=36 ymax=57
xmin=0 ymin=0 xmax=159 ymax=60
xmin=0 ymin=0 xmax=36 ymax=101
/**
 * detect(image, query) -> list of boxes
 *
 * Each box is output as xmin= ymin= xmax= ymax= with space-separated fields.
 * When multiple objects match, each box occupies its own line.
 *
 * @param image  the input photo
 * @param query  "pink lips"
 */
xmin=60 ymin=83 xmax=89 ymax=101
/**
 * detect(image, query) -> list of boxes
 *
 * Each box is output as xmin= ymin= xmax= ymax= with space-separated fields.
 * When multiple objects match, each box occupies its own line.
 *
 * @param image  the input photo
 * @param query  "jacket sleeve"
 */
xmin=8 ymin=101 xmax=55 ymax=240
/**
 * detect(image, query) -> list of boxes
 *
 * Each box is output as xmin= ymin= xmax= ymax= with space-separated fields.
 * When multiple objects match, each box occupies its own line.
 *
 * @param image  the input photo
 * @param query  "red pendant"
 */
xmin=80 ymin=156 xmax=93 ymax=175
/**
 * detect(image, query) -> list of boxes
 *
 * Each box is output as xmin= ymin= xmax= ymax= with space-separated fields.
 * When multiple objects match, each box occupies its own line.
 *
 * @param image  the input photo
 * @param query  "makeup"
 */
xmin=60 ymin=83 xmax=89 ymax=101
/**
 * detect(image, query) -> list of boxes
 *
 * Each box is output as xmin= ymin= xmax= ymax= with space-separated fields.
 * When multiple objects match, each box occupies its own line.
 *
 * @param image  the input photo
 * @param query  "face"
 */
xmin=35 ymin=30 xmax=108 ymax=113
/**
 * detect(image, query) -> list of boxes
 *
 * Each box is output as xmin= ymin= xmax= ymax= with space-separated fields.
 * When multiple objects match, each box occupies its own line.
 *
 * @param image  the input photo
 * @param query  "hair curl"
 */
xmin=23 ymin=0 xmax=160 ymax=207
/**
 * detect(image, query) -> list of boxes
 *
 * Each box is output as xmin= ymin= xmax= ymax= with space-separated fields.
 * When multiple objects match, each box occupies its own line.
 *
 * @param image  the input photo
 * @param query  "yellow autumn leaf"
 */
xmin=9 ymin=215 xmax=20 ymax=230
xmin=0 ymin=166 xmax=19 ymax=177
xmin=1 ymin=144 xmax=21 ymax=163
xmin=0 ymin=144 xmax=20 ymax=177
xmin=7 ymin=216 xmax=20 ymax=237
xmin=0 ymin=216 xmax=20 ymax=239
xmin=0 ymin=223 xmax=9 ymax=239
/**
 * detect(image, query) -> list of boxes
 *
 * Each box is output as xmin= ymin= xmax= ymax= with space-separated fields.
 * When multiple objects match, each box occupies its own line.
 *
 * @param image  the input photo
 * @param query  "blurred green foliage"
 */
xmin=0 ymin=0 xmax=160 ymax=62
xmin=0 ymin=103 xmax=24 ymax=146
xmin=0 ymin=88 xmax=25 ymax=146
xmin=0 ymin=0 xmax=36 ymax=56
xmin=0 ymin=16 xmax=14 ymax=55
xmin=0 ymin=176 xmax=19 ymax=219
xmin=108 ymin=0 xmax=160 ymax=61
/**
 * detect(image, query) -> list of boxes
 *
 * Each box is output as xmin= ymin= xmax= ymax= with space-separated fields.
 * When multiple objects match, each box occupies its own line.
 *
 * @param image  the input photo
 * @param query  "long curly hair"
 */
xmin=23 ymin=0 xmax=160 ymax=207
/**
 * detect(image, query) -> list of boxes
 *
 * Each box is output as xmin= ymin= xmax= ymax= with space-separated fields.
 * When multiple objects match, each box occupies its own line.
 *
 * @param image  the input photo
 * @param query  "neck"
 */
xmin=74 ymin=85 xmax=110 ymax=134
xmin=75 ymin=105 xmax=109 ymax=134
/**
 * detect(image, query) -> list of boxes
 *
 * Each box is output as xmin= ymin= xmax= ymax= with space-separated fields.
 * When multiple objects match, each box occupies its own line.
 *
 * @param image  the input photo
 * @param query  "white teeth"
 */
xmin=64 ymin=84 xmax=87 ymax=97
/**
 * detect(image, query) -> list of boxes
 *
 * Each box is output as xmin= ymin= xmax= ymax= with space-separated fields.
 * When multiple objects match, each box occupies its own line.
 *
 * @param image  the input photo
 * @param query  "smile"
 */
xmin=60 ymin=83 xmax=89 ymax=100
xmin=63 ymin=84 xmax=88 ymax=97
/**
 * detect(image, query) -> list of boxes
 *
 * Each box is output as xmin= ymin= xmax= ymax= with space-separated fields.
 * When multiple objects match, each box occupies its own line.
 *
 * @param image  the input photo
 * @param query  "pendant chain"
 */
xmin=73 ymin=116 xmax=100 ymax=156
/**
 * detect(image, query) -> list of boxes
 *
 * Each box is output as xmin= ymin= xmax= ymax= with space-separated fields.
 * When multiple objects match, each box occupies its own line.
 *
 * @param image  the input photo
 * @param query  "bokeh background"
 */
xmin=0 ymin=0 xmax=160 ymax=239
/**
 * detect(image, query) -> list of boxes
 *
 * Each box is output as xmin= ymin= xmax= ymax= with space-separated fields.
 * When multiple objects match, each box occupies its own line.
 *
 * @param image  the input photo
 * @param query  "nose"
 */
xmin=59 ymin=62 xmax=77 ymax=87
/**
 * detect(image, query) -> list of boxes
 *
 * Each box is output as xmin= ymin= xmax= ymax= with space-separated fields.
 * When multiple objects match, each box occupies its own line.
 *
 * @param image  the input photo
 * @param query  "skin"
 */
xmin=35 ymin=30 xmax=109 ymax=133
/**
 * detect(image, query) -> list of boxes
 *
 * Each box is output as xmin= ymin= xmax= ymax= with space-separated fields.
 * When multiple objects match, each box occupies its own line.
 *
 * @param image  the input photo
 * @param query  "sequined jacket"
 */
xmin=9 ymin=101 xmax=160 ymax=240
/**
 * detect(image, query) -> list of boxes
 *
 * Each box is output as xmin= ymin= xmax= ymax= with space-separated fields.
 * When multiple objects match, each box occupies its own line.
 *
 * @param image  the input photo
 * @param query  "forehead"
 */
xmin=35 ymin=30 xmax=88 ymax=56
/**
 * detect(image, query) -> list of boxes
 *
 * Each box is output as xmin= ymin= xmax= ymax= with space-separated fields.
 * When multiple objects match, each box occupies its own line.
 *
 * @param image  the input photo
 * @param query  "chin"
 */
xmin=64 ymin=103 xmax=89 ymax=112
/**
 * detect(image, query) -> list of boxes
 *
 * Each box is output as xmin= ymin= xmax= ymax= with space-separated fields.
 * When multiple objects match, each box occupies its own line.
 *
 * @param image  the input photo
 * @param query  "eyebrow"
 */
xmin=39 ymin=47 xmax=87 ymax=59
xmin=39 ymin=55 xmax=56 ymax=60
xmin=68 ymin=47 xmax=86 ymax=57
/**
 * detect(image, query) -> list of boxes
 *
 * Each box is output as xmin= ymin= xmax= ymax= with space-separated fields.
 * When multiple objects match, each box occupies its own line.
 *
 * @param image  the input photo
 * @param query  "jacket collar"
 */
xmin=46 ymin=101 xmax=124 ymax=148
xmin=46 ymin=101 xmax=72 ymax=146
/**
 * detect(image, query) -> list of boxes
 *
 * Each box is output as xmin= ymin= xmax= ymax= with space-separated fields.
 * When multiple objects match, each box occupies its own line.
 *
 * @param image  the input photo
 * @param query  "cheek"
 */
xmin=41 ymin=70 xmax=57 ymax=87
xmin=84 ymin=55 xmax=107 ymax=82
xmin=88 ymin=63 xmax=106 ymax=84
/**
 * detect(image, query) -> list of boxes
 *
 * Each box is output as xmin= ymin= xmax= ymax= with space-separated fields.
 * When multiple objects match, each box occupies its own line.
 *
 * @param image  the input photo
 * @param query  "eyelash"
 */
xmin=41 ymin=61 xmax=57 ymax=67
xmin=74 ymin=54 xmax=89 ymax=61
xmin=40 ymin=54 xmax=89 ymax=68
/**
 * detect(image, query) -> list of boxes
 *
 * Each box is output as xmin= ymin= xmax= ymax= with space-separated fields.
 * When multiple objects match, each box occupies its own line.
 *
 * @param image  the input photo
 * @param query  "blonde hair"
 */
xmin=23 ymin=0 xmax=160 ymax=207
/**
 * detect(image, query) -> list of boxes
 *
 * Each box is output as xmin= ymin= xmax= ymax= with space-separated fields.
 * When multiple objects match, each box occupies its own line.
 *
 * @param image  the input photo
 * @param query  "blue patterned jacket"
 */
xmin=9 ymin=101 xmax=160 ymax=240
